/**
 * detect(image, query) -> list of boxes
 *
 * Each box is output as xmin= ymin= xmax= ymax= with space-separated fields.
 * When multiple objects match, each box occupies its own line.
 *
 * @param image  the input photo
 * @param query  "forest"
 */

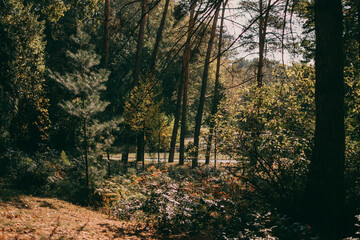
xmin=0 ymin=0 xmax=360 ymax=239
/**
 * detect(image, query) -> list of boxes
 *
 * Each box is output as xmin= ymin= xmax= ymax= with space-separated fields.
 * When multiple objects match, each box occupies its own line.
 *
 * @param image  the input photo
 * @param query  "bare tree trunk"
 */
xmin=305 ymin=0 xmax=345 ymax=238
xmin=256 ymin=0 xmax=271 ymax=88
xmin=168 ymin=78 xmax=184 ymax=163
xmin=358 ymin=0 xmax=360 ymax=57
xmin=147 ymin=0 xmax=170 ymax=164
xmin=149 ymin=0 xmax=171 ymax=78
xmin=168 ymin=1 xmax=197 ymax=163
xmin=134 ymin=0 xmax=148 ymax=164
xmin=104 ymin=0 xmax=111 ymax=177
xmin=83 ymin=118 xmax=89 ymax=202
xmin=106 ymin=149 xmax=111 ymax=178
xmin=192 ymin=3 xmax=221 ymax=168
xmin=121 ymin=128 xmax=130 ymax=172
xmin=205 ymin=0 xmax=227 ymax=165
xmin=137 ymin=131 xmax=145 ymax=170
xmin=104 ymin=0 xmax=110 ymax=65
xmin=179 ymin=2 xmax=197 ymax=166
xmin=133 ymin=0 xmax=148 ymax=87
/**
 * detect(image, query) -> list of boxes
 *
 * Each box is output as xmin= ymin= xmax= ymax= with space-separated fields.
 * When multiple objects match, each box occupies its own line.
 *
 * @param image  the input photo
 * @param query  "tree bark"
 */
xmin=104 ymin=0 xmax=110 ymax=66
xmin=83 ymin=118 xmax=89 ymax=201
xmin=121 ymin=128 xmax=130 ymax=172
xmin=149 ymin=0 xmax=171 ymax=78
xmin=106 ymin=149 xmax=111 ymax=178
xmin=134 ymin=0 xmax=148 ymax=164
xmin=168 ymin=77 xmax=184 ymax=163
xmin=133 ymin=0 xmax=148 ymax=87
xmin=137 ymin=131 xmax=145 ymax=170
xmin=179 ymin=1 xmax=197 ymax=166
xmin=358 ymin=0 xmax=360 ymax=57
xmin=305 ymin=0 xmax=344 ymax=239
xmin=205 ymin=0 xmax=227 ymax=165
xmin=192 ymin=2 xmax=221 ymax=168
xmin=168 ymin=1 xmax=197 ymax=164
xmin=256 ymin=0 xmax=271 ymax=88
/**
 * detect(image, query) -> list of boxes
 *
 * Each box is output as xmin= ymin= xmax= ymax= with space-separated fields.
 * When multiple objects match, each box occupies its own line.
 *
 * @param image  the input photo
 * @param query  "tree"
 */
xmin=256 ymin=0 xmax=272 ymax=87
xmin=49 ymin=28 xmax=110 ymax=196
xmin=0 ymin=0 xmax=50 ymax=152
xmin=168 ymin=0 xmax=197 ymax=164
xmin=104 ymin=0 xmax=111 ymax=66
xmin=205 ymin=0 xmax=227 ymax=164
xmin=123 ymin=78 xmax=163 ymax=170
xmin=179 ymin=0 xmax=197 ymax=165
xmin=192 ymin=1 xmax=221 ymax=167
xmin=305 ymin=0 xmax=345 ymax=238
xmin=149 ymin=0 xmax=171 ymax=78
xmin=133 ymin=0 xmax=148 ymax=166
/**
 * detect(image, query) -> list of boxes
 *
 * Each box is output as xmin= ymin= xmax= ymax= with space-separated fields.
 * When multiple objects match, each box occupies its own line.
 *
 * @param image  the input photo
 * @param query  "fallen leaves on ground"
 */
xmin=0 ymin=195 xmax=155 ymax=240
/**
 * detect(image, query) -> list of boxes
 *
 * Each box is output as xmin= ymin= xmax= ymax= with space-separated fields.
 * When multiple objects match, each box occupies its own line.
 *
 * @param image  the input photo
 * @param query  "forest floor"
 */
xmin=0 ymin=189 xmax=156 ymax=240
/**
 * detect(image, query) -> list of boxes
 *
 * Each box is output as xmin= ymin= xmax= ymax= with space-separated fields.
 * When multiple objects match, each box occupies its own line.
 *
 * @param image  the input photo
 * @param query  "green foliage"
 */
xmin=344 ymin=65 xmax=360 ymax=221
xmin=60 ymin=150 xmax=71 ymax=166
xmin=0 ymin=0 xmax=50 ymax=150
xmin=49 ymin=28 xmax=114 ymax=149
xmin=50 ymin=29 xmax=110 ymax=119
xmin=124 ymin=78 xmax=163 ymax=134
xmin=97 ymin=165 xmax=317 ymax=239
xmin=1 ymin=148 xmax=68 ymax=194
xmin=216 ymin=64 xmax=315 ymax=208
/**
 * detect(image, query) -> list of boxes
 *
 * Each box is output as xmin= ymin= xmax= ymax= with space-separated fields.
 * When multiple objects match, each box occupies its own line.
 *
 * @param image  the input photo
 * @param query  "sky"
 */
xmin=221 ymin=0 xmax=305 ymax=65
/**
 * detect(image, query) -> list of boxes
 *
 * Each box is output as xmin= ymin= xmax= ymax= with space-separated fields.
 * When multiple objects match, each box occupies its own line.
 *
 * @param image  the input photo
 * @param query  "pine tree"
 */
xmin=49 ymin=28 xmax=110 ymax=196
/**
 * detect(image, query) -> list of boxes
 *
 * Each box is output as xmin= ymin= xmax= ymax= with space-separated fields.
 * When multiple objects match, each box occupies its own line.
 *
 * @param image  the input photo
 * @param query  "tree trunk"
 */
xmin=305 ymin=0 xmax=344 ymax=239
xmin=106 ymin=149 xmax=111 ymax=178
xmin=179 ymin=1 xmax=197 ymax=166
xmin=83 ymin=118 xmax=89 ymax=201
xmin=133 ymin=0 xmax=148 ymax=87
xmin=168 ymin=1 xmax=197 ymax=164
xmin=121 ymin=128 xmax=130 ymax=173
xmin=104 ymin=0 xmax=110 ymax=66
xmin=256 ymin=0 xmax=271 ymax=88
xmin=358 ymin=0 xmax=360 ymax=57
xmin=192 ymin=3 xmax=221 ymax=168
xmin=137 ymin=131 xmax=145 ymax=170
xmin=205 ymin=0 xmax=227 ymax=165
xmin=134 ymin=0 xmax=147 ymax=164
xmin=148 ymin=0 xmax=170 ymax=163
xmin=149 ymin=0 xmax=171 ymax=78
xmin=168 ymin=77 xmax=184 ymax=163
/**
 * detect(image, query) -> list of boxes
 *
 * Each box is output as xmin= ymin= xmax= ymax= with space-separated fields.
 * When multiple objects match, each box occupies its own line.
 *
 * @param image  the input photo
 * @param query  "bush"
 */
xmin=97 ymin=165 xmax=318 ymax=239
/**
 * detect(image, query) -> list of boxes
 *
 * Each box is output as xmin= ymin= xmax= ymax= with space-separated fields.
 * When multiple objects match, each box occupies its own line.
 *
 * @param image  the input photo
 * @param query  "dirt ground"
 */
xmin=0 ymin=194 xmax=155 ymax=240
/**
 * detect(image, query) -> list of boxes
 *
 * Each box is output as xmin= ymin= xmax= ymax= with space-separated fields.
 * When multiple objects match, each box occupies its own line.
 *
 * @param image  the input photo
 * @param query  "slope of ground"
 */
xmin=0 ymin=192 xmax=155 ymax=240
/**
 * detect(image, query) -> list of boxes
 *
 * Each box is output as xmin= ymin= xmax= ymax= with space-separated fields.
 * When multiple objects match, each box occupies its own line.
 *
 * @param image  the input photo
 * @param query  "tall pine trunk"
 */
xmin=133 ymin=0 xmax=147 ymax=86
xmin=104 ymin=0 xmax=110 ymax=66
xmin=168 ymin=78 xmax=184 ymax=163
xmin=256 ymin=0 xmax=271 ymax=87
xmin=148 ymin=0 xmax=170 ymax=164
xmin=134 ymin=0 xmax=148 ymax=165
xmin=358 ymin=0 xmax=360 ymax=57
xmin=121 ymin=130 xmax=129 ymax=172
xmin=83 ymin=117 xmax=89 ymax=202
xmin=168 ymin=2 xmax=196 ymax=163
xmin=192 ymin=3 xmax=221 ymax=168
xmin=149 ymin=0 xmax=171 ymax=77
xmin=205 ymin=0 xmax=227 ymax=165
xmin=179 ymin=2 xmax=197 ymax=165
xmin=305 ymin=0 xmax=344 ymax=239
